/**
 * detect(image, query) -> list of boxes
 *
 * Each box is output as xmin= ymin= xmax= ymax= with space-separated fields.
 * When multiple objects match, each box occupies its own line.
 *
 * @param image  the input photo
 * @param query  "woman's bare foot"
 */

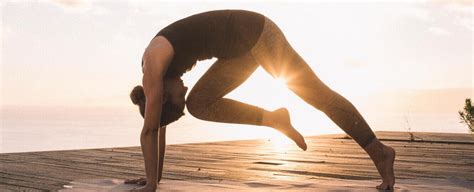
xmin=263 ymin=108 xmax=307 ymax=151
xmin=365 ymin=141 xmax=396 ymax=190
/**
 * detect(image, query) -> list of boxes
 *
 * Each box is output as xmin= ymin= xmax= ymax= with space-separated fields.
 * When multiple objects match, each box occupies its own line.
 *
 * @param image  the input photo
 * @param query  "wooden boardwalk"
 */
xmin=1 ymin=131 xmax=473 ymax=191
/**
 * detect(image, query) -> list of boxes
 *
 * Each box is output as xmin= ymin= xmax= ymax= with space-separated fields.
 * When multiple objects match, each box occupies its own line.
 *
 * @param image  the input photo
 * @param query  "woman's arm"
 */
xmin=126 ymin=126 xmax=167 ymax=188
xmin=140 ymin=79 xmax=162 ymax=188
xmin=157 ymin=126 xmax=166 ymax=183
xmin=135 ymin=36 xmax=174 ymax=191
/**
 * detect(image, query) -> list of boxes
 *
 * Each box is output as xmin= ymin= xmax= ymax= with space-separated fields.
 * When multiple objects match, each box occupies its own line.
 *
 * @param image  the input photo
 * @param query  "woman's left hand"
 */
xmin=124 ymin=177 xmax=147 ymax=185
xmin=128 ymin=183 xmax=156 ymax=192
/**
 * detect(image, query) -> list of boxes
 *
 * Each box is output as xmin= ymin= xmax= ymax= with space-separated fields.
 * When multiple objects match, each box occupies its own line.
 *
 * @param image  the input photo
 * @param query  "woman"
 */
xmin=126 ymin=10 xmax=395 ymax=191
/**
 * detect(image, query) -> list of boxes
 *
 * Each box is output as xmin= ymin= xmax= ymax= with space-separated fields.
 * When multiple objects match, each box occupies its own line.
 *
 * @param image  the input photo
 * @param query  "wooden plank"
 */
xmin=0 ymin=131 xmax=473 ymax=191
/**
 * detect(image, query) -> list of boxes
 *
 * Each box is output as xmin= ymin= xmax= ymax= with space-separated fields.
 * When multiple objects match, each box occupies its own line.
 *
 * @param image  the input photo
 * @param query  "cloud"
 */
xmin=428 ymin=26 xmax=451 ymax=35
xmin=402 ymin=1 xmax=473 ymax=33
xmin=53 ymin=0 xmax=83 ymax=7
xmin=344 ymin=59 xmax=369 ymax=69
xmin=430 ymin=0 xmax=473 ymax=31
xmin=430 ymin=0 xmax=473 ymax=6
xmin=409 ymin=6 xmax=434 ymax=23
xmin=49 ymin=0 xmax=109 ymax=15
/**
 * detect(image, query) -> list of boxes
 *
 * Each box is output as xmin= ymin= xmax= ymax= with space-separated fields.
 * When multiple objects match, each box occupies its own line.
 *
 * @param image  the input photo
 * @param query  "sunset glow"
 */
xmin=268 ymin=131 xmax=295 ymax=152
xmin=2 ymin=0 xmax=472 ymax=153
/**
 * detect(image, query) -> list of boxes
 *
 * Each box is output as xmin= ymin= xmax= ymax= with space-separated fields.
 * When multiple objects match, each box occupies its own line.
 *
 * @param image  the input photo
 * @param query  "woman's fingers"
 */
xmin=124 ymin=177 xmax=146 ymax=184
xmin=137 ymin=179 xmax=147 ymax=185
xmin=124 ymin=179 xmax=137 ymax=184
xmin=124 ymin=179 xmax=135 ymax=184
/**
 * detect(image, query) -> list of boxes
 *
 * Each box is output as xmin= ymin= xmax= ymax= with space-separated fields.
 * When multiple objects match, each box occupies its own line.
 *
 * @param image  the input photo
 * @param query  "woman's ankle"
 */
xmin=261 ymin=110 xmax=274 ymax=127
xmin=364 ymin=138 xmax=381 ymax=151
xmin=364 ymin=139 xmax=388 ymax=162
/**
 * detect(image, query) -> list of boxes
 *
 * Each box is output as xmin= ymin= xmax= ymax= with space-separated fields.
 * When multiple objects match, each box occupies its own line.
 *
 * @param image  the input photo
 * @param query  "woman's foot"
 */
xmin=365 ymin=141 xmax=396 ymax=190
xmin=263 ymin=108 xmax=307 ymax=151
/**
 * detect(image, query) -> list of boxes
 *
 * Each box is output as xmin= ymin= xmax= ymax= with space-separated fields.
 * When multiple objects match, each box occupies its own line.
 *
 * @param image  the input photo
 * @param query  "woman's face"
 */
xmin=165 ymin=77 xmax=188 ymax=111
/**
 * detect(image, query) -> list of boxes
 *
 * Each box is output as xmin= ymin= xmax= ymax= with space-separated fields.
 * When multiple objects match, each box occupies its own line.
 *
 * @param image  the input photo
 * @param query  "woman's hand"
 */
xmin=124 ymin=177 xmax=147 ymax=185
xmin=128 ymin=183 xmax=156 ymax=192
xmin=125 ymin=178 xmax=157 ymax=192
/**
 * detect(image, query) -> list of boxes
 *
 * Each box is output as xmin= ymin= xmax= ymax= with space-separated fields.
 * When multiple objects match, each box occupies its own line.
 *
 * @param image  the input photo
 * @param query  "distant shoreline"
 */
xmin=2 ymin=131 xmax=472 ymax=154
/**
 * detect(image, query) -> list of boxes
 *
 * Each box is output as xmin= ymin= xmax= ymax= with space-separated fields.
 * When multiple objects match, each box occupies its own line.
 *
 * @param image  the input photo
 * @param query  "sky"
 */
xmin=0 ymin=0 xmax=473 ymax=152
xmin=1 ymin=0 xmax=473 ymax=112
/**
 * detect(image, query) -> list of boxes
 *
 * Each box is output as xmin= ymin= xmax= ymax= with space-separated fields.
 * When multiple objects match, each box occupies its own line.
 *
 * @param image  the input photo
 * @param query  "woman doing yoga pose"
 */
xmin=126 ymin=10 xmax=396 ymax=191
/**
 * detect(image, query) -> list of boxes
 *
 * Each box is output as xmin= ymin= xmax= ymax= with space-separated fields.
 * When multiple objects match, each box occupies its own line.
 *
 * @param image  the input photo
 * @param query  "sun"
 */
xmin=226 ymin=68 xmax=295 ymax=110
xmin=274 ymin=77 xmax=288 ymax=87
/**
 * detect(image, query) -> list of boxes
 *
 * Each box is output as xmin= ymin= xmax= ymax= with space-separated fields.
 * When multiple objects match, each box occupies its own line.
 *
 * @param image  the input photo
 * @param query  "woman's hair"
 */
xmin=130 ymin=85 xmax=184 ymax=127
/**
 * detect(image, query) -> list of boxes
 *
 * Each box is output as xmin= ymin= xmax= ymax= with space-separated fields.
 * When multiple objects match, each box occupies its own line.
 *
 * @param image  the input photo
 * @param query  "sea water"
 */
xmin=1 ymin=105 xmax=470 ymax=153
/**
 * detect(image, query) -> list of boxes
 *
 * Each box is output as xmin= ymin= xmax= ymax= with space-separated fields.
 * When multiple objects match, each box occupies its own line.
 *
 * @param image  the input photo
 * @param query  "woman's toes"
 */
xmin=376 ymin=184 xmax=385 ymax=190
xmin=376 ymin=183 xmax=393 ymax=191
xmin=298 ymin=137 xmax=307 ymax=151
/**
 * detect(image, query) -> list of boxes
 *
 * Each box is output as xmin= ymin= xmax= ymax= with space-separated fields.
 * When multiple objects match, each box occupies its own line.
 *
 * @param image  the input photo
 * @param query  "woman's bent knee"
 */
xmin=185 ymin=93 xmax=212 ymax=119
xmin=185 ymin=96 xmax=201 ymax=118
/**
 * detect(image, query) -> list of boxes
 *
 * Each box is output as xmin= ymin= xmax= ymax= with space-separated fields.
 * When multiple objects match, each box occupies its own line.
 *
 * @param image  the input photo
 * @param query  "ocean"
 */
xmin=1 ymin=105 xmax=470 ymax=153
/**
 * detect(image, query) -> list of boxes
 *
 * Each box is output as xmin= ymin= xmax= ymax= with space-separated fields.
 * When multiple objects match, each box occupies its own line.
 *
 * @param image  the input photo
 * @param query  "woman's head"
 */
xmin=130 ymin=77 xmax=188 ymax=126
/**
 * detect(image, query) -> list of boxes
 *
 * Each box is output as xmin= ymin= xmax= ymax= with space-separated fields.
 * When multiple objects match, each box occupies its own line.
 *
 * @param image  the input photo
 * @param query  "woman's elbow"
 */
xmin=141 ymin=127 xmax=159 ymax=137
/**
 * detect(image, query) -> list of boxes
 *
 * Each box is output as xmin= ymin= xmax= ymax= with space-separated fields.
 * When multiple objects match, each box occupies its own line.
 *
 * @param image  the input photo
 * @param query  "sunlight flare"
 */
xmin=268 ymin=131 xmax=295 ymax=152
xmin=275 ymin=77 xmax=288 ymax=87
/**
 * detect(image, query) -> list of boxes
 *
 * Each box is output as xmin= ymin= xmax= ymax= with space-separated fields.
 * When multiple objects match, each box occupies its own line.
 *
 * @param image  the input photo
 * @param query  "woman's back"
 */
xmin=157 ymin=10 xmax=265 ymax=76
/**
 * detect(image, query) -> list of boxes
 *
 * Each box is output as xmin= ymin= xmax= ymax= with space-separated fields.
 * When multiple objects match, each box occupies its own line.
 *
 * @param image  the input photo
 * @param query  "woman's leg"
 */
xmin=251 ymin=17 xmax=395 ymax=190
xmin=186 ymin=53 xmax=262 ymax=125
xmin=186 ymin=52 xmax=307 ymax=150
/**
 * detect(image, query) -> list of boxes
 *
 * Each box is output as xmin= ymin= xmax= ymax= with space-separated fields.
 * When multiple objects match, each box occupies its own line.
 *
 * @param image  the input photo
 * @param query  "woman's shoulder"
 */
xmin=142 ymin=36 xmax=175 ymax=75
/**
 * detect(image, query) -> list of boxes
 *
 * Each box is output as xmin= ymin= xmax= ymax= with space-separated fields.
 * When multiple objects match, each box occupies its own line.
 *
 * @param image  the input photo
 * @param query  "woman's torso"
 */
xmin=156 ymin=10 xmax=265 ymax=77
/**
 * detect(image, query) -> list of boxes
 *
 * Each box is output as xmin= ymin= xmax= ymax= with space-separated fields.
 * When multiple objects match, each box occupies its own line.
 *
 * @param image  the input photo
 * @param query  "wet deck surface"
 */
xmin=1 ymin=131 xmax=473 ymax=191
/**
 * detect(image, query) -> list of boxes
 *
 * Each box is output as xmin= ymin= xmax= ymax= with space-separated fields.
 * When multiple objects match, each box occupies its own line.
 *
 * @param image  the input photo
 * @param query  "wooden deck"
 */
xmin=1 ymin=131 xmax=473 ymax=191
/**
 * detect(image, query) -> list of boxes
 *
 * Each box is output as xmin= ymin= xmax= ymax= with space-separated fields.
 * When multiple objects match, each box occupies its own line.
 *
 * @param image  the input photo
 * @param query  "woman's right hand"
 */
xmin=124 ymin=177 xmax=147 ymax=185
xmin=124 ymin=177 xmax=163 ymax=186
xmin=128 ymin=183 xmax=156 ymax=192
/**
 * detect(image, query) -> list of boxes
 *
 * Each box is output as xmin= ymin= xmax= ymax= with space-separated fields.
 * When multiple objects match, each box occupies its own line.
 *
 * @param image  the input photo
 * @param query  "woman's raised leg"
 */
xmin=186 ymin=53 xmax=262 ymax=125
xmin=185 ymin=52 xmax=307 ymax=150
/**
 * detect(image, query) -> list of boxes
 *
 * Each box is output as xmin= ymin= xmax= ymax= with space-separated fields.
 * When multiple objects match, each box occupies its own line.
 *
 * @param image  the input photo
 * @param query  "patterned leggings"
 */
xmin=186 ymin=17 xmax=376 ymax=148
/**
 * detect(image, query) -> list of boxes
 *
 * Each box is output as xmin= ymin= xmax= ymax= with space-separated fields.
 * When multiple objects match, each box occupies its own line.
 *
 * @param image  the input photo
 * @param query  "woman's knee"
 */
xmin=185 ymin=91 xmax=212 ymax=119
xmin=185 ymin=93 xmax=201 ymax=118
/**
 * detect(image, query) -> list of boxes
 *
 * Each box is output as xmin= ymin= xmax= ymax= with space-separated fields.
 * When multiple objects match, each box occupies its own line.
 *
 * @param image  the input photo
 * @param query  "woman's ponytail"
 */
xmin=130 ymin=85 xmax=146 ymax=117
